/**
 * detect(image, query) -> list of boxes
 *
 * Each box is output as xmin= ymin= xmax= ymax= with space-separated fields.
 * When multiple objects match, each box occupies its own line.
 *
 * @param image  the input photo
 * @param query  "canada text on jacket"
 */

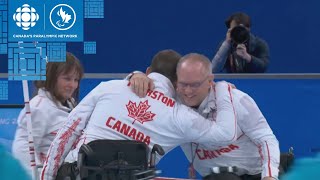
xmin=106 ymin=116 xmax=151 ymax=145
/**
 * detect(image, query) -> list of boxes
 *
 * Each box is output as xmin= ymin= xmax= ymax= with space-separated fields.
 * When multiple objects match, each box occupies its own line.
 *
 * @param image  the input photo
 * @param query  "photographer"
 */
xmin=212 ymin=12 xmax=269 ymax=73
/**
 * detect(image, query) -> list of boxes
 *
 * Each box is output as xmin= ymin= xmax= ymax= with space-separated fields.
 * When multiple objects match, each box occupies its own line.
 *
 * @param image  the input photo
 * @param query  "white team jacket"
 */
xmin=181 ymin=88 xmax=280 ymax=179
xmin=41 ymin=73 xmax=237 ymax=180
xmin=12 ymin=88 xmax=75 ymax=174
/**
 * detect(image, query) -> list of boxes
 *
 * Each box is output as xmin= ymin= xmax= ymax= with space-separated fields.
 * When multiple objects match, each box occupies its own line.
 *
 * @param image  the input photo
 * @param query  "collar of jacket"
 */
xmin=197 ymin=85 xmax=216 ymax=114
xmin=38 ymin=88 xmax=75 ymax=111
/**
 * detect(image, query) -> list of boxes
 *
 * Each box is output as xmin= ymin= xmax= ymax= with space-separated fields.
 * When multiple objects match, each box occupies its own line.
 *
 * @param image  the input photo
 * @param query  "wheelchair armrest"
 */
xmin=280 ymin=152 xmax=294 ymax=173
xmin=150 ymin=144 xmax=165 ymax=168
xmin=79 ymin=143 xmax=94 ymax=157
xmin=78 ymin=144 xmax=94 ymax=179
xmin=152 ymin=144 xmax=165 ymax=156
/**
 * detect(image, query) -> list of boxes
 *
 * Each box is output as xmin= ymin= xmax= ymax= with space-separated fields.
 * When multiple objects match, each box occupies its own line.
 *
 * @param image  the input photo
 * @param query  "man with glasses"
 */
xmin=177 ymin=53 xmax=279 ymax=180
xmin=176 ymin=53 xmax=215 ymax=109
xmin=130 ymin=53 xmax=279 ymax=180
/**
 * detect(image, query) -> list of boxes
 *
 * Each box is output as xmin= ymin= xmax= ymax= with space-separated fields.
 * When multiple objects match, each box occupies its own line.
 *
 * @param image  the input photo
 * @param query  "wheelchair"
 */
xmin=76 ymin=140 xmax=165 ymax=180
xmin=203 ymin=147 xmax=295 ymax=180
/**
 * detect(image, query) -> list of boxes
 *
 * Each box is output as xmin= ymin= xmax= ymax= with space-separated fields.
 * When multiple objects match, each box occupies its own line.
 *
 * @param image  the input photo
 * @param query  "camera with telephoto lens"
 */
xmin=229 ymin=25 xmax=250 ymax=72
xmin=230 ymin=25 xmax=250 ymax=47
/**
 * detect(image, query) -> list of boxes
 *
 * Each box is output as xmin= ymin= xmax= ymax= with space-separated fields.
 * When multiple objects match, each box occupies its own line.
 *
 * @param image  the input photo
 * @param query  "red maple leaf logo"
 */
xmin=126 ymin=100 xmax=156 ymax=124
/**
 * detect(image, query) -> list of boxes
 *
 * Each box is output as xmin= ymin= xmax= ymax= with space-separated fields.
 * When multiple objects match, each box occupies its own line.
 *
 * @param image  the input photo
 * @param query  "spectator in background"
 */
xmin=212 ymin=12 xmax=269 ymax=73
xmin=12 ymin=52 xmax=84 ymax=175
xmin=281 ymin=154 xmax=320 ymax=180
xmin=0 ymin=144 xmax=31 ymax=180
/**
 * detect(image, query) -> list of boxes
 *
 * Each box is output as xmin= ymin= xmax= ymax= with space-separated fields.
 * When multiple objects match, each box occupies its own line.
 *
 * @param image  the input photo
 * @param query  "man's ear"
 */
xmin=172 ymin=81 xmax=177 ymax=90
xmin=208 ymin=74 xmax=214 ymax=84
xmin=146 ymin=67 xmax=152 ymax=75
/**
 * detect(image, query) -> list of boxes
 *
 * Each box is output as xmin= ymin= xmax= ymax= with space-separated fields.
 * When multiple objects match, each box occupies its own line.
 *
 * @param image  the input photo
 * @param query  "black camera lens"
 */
xmin=230 ymin=26 xmax=250 ymax=44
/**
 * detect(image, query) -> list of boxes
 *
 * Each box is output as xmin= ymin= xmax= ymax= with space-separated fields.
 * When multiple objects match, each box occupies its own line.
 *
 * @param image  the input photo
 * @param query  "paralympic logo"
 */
xmin=49 ymin=4 xmax=76 ymax=31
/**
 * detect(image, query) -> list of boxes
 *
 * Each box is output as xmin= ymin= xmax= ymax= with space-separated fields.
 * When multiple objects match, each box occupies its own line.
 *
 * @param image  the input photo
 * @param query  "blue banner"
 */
xmin=8 ymin=0 xmax=83 ymax=42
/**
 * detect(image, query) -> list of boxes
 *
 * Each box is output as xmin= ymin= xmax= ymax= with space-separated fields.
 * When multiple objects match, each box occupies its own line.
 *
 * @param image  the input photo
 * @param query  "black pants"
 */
xmin=203 ymin=172 xmax=260 ymax=180
xmin=240 ymin=174 xmax=261 ymax=180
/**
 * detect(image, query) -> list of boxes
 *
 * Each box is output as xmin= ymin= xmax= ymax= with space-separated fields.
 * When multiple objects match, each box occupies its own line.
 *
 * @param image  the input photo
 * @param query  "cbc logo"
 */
xmin=13 ymin=4 xmax=39 ymax=30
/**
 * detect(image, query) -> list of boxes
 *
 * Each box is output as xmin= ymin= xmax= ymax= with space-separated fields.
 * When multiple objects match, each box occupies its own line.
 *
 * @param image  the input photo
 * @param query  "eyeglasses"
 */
xmin=177 ymin=77 xmax=208 ymax=90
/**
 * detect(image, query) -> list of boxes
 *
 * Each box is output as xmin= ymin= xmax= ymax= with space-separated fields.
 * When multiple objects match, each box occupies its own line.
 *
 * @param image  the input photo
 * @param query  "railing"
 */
xmin=2 ymin=73 xmax=320 ymax=79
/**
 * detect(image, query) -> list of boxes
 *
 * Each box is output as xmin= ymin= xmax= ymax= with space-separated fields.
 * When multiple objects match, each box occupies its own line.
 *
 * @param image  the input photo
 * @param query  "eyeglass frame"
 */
xmin=177 ymin=76 xmax=210 ymax=90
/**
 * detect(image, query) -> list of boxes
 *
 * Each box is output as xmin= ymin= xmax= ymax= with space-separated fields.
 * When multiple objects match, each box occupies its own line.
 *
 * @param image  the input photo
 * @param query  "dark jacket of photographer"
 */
xmin=212 ymin=34 xmax=269 ymax=73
